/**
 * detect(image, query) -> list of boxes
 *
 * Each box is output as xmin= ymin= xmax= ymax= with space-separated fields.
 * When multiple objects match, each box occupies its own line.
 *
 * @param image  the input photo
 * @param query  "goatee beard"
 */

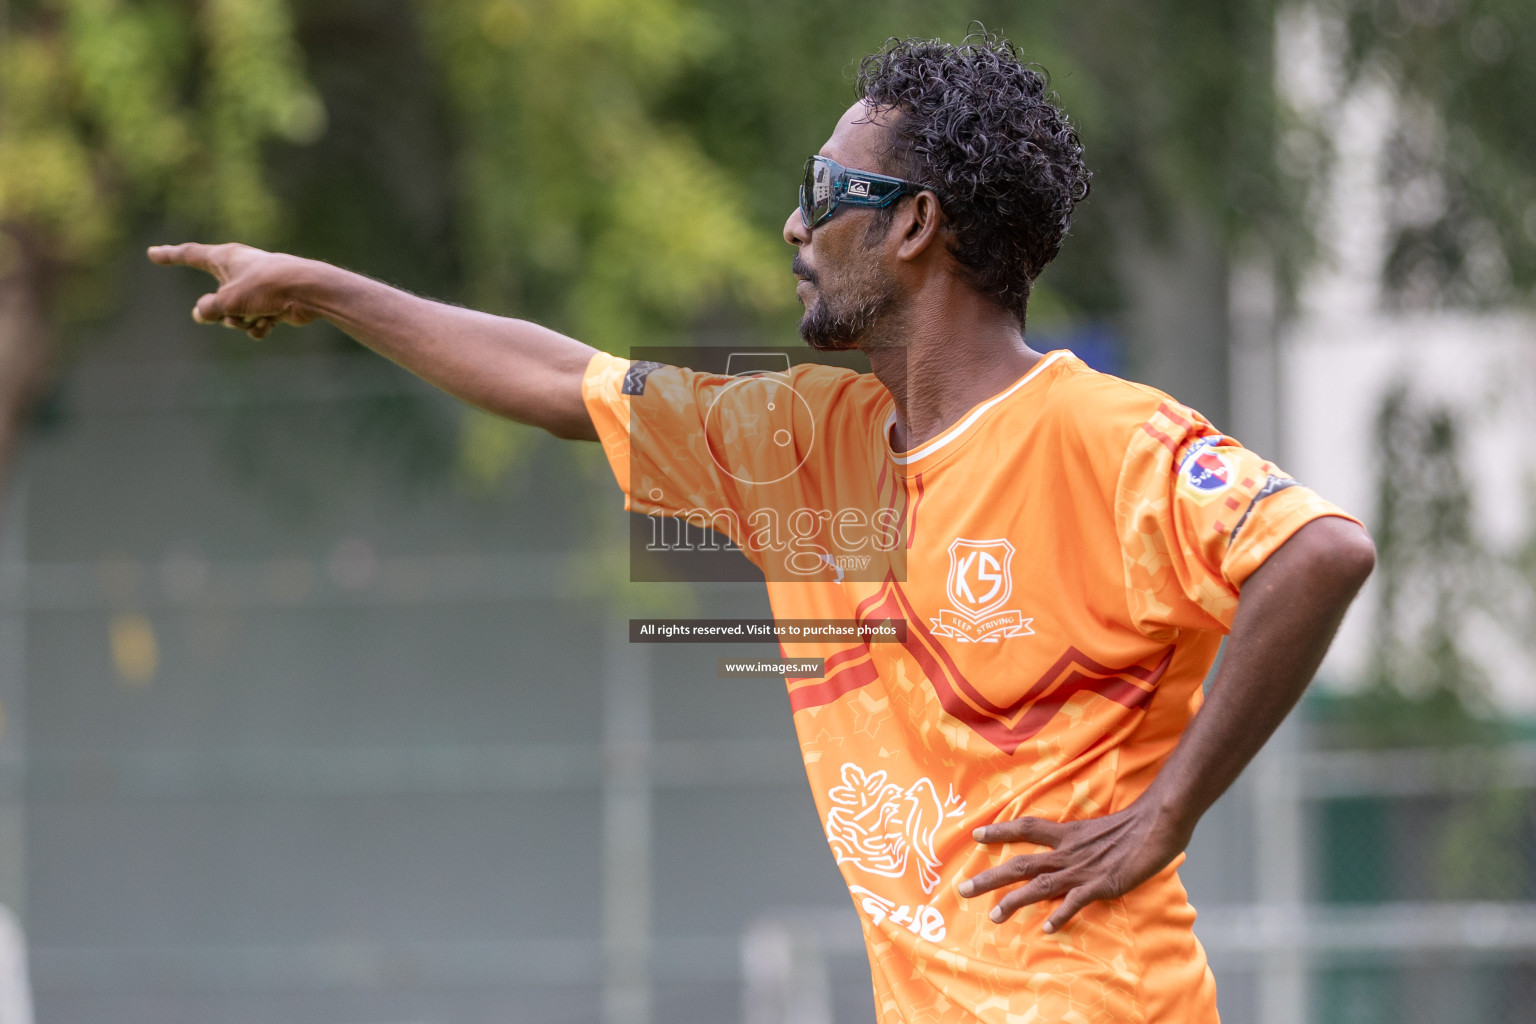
xmin=798 ymin=290 xmax=898 ymax=351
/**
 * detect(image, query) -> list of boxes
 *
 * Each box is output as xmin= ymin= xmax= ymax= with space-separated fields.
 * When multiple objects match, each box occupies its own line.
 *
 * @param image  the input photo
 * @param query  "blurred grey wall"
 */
xmin=8 ymin=257 xmax=873 ymax=1024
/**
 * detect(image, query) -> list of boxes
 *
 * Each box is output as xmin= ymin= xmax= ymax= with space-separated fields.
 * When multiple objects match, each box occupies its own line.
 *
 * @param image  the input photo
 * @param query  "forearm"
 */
xmin=148 ymin=242 xmax=603 ymax=440
xmin=1142 ymin=515 xmax=1376 ymax=840
xmin=297 ymin=261 xmax=599 ymax=440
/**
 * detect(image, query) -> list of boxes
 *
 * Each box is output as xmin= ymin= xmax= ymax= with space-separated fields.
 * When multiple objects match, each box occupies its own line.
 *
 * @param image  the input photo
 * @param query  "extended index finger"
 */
xmin=146 ymin=243 xmax=221 ymax=276
xmin=973 ymin=816 xmax=1063 ymax=846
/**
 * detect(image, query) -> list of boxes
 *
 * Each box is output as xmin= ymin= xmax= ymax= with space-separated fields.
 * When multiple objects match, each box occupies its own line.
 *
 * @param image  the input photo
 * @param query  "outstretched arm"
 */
xmin=958 ymin=514 xmax=1375 ymax=931
xmin=147 ymin=243 xmax=599 ymax=440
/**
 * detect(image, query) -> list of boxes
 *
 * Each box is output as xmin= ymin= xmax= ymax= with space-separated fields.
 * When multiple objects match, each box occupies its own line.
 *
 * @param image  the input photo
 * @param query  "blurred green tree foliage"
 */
xmin=1310 ymin=384 xmax=1528 ymax=747
xmin=414 ymin=0 xmax=792 ymax=351
xmin=413 ymin=0 xmax=1310 ymax=339
xmin=1335 ymin=0 xmax=1536 ymax=304
xmin=413 ymin=0 xmax=1305 ymax=475
xmin=1369 ymin=385 xmax=1487 ymax=705
xmin=0 ymin=0 xmax=322 ymax=472
xmin=4 ymin=1 xmax=1533 ymax=492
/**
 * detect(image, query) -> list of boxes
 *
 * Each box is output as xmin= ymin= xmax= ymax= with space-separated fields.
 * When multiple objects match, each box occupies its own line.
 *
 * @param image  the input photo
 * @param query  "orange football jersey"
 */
xmin=584 ymin=348 xmax=1357 ymax=1023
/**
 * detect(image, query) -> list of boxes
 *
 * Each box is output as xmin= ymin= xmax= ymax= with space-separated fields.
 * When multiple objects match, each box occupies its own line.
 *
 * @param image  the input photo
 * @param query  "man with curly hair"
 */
xmin=150 ymin=31 xmax=1372 ymax=1024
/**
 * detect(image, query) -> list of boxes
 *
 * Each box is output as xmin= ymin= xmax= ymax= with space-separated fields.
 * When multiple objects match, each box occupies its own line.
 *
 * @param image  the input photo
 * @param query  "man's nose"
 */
xmin=783 ymin=207 xmax=810 ymax=246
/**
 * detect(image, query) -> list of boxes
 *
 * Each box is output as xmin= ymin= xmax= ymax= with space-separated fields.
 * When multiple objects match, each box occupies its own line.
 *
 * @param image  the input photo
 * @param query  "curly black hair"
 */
xmin=856 ymin=31 xmax=1090 ymax=322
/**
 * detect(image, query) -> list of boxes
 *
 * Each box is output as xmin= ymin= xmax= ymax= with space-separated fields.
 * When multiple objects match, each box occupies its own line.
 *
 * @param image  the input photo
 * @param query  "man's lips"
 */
xmin=791 ymin=254 xmax=817 ymax=287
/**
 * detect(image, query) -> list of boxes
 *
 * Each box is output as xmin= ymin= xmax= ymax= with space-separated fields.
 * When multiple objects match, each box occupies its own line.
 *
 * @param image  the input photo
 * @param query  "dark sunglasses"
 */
xmin=798 ymin=155 xmax=936 ymax=229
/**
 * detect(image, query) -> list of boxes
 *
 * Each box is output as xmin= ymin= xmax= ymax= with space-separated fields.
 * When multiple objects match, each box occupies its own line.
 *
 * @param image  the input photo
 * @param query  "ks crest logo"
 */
xmin=930 ymin=538 xmax=1034 ymax=643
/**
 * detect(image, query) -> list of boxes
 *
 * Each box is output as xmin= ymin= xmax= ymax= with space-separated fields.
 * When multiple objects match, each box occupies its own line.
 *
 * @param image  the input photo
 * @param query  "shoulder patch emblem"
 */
xmin=1177 ymin=437 xmax=1234 ymax=504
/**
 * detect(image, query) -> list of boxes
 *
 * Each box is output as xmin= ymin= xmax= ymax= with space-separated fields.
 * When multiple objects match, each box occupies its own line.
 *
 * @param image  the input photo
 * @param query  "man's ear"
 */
xmin=896 ymin=191 xmax=943 ymax=262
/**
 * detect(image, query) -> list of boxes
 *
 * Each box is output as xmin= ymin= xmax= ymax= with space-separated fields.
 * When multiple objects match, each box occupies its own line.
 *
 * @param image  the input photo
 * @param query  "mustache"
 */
xmin=791 ymin=253 xmax=817 ymax=284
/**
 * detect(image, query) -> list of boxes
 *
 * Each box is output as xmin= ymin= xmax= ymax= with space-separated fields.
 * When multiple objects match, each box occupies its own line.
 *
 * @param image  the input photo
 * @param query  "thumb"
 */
xmin=192 ymin=291 xmax=228 ymax=324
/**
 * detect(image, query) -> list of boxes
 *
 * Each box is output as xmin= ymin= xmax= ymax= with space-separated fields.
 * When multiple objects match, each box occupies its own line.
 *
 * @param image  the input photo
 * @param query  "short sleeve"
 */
xmin=581 ymin=351 xmax=848 ymax=555
xmin=1115 ymin=399 xmax=1361 ymax=635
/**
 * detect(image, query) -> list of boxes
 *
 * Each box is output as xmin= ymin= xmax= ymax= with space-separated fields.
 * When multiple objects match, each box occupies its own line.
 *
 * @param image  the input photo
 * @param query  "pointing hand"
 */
xmin=147 ymin=242 xmax=318 ymax=339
